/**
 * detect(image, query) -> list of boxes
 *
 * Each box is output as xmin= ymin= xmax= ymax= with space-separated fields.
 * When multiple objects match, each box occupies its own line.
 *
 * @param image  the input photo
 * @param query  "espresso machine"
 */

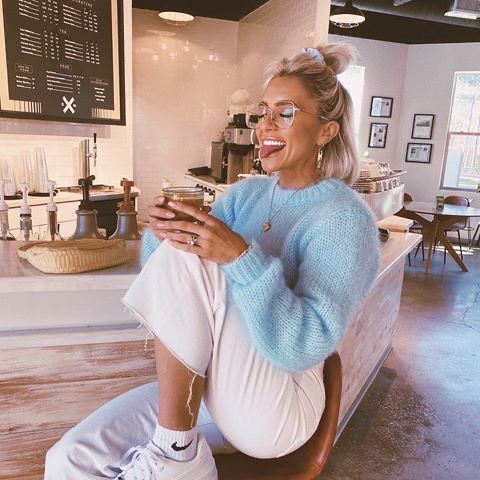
xmin=210 ymin=114 xmax=255 ymax=184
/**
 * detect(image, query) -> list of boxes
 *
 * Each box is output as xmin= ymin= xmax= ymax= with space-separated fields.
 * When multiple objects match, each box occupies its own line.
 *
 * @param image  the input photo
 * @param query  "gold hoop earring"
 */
xmin=316 ymin=145 xmax=324 ymax=169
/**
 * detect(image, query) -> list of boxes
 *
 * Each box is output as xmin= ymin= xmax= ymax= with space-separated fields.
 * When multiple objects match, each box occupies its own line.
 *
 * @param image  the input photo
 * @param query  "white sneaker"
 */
xmin=115 ymin=433 xmax=218 ymax=480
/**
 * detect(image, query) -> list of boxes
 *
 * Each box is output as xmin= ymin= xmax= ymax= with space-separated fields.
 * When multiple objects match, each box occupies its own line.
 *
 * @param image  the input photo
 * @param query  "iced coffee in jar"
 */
xmin=162 ymin=187 xmax=204 ymax=222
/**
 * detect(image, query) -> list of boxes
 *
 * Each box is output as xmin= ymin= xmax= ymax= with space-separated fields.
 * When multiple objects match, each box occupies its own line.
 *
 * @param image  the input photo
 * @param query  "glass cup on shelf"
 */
xmin=32 ymin=147 xmax=49 ymax=194
xmin=0 ymin=157 xmax=18 ymax=197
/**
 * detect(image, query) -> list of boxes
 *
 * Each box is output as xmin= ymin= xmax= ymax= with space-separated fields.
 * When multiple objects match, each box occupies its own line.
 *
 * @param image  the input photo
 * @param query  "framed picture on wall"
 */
xmin=370 ymin=96 xmax=393 ymax=118
xmin=411 ymin=114 xmax=435 ymax=139
xmin=0 ymin=0 xmax=125 ymax=125
xmin=368 ymin=123 xmax=388 ymax=148
xmin=406 ymin=143 xmax=432 ymax=163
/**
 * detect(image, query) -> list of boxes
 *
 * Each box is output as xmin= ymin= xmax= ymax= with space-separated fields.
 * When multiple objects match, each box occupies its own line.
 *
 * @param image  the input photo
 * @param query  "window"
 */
xmin=338 ymin=65 xmax=365 ymax=140
xmin=442 ymin=72 xmax=480 ymax=191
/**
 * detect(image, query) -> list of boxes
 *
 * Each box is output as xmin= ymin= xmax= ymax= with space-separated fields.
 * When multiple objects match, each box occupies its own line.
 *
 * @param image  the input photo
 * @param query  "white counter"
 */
xmin=0 ymin=231 xmax=419 ymax=334
xmin=0 ymin=241 xmax=141 ymax=333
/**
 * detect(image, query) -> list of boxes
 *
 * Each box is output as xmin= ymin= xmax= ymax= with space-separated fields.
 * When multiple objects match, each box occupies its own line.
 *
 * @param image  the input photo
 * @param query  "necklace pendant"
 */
xmin=263 ymin=222 xmax=271 ymax=232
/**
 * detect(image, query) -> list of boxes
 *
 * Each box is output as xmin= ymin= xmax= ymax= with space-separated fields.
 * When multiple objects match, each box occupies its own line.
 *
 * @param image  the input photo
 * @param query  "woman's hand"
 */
xmin=149 ymin=198 xmax=249 ymax=265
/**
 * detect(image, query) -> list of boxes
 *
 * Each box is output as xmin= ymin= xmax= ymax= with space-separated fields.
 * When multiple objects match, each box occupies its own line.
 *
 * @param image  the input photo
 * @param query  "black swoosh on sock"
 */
xmin=171 ymin=439 xmax=193 ymax=452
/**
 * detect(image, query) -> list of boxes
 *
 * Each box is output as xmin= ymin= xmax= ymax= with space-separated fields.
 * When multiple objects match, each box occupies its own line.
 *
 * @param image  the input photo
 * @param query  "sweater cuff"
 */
xmin=221 ymin=240 xmax=270 ymax=285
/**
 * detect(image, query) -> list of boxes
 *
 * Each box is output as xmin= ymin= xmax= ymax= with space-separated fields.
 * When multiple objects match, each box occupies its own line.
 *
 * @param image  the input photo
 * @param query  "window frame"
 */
xmin=440 ymin=71 xmax=480 ymax=192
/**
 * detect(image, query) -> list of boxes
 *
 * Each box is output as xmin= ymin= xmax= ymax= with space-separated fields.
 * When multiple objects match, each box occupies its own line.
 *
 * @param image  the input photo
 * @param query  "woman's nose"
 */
xmin=258 ymin=112 xmax=275 ymax=132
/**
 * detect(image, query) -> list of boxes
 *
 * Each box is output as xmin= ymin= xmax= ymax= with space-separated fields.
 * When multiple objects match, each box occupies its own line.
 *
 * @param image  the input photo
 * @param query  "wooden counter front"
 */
xmin=0 ymin=232 xmax=421 ymax=479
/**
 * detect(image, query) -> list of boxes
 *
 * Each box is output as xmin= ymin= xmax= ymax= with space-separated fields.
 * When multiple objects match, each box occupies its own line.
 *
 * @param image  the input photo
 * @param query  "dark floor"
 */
xmin=323 ymin=240 xmax=480 ymax=480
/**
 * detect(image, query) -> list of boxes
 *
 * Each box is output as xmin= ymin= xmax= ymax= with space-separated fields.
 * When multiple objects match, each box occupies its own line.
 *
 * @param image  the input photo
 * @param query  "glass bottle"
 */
xmin=18 ymin=183 xmax=37 ymax=242
xmin=41 ymin=180 xmax=63 ymax=241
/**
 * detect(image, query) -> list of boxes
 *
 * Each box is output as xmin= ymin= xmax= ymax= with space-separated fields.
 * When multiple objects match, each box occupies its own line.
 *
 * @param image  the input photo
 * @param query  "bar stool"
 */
xmin=214 ymin=352 xmax=342 ymax=480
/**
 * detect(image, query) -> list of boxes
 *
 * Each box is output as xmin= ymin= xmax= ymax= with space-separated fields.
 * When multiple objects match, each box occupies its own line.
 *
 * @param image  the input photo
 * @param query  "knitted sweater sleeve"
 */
xmin=221 ymin=205 xmax=380 ymax=372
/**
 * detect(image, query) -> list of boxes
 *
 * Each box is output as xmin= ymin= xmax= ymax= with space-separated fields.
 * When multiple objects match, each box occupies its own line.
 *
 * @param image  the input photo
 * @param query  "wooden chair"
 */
xmin=402 ymin=193 xmax=424 ymax=265
xmin=470 ymin=221 xmax=480 ymax=249
xmin=441 ymin=195 xmax=470 ymax=264
xmin=214 ymin=352 xmax=342 ymax=480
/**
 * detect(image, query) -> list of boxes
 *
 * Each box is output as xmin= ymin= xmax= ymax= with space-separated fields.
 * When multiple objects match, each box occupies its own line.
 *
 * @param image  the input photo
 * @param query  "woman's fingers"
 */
xmin=153 ymin=195 xmax=165 ymax=206
xmin=166 ymin=201 xmax=211 ymax=224
xmin=147 ymin=204 xmax=175 ymax=220
xmin=161 ymin=230 xmax=201 ymax=245
xmin=156 ymin=220 xmax=206 ymax=236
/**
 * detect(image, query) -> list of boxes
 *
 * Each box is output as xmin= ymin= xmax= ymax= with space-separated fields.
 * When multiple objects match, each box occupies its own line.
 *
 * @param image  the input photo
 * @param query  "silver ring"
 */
xmin=187 ymin=234 xmax=199 ymax=247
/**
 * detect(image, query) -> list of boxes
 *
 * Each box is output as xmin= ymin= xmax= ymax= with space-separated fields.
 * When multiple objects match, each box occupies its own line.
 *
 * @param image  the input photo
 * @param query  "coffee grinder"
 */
xmin=211 ymin=114 xmax=255 ymax=184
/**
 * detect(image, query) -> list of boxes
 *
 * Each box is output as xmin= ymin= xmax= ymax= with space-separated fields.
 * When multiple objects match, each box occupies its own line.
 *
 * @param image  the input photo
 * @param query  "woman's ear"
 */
xmin=317 ymin=121 xmax=340 ymax=146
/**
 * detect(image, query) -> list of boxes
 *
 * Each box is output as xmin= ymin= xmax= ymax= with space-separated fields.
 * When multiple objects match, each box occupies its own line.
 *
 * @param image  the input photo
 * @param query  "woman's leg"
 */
xmin=46 ymin=242 xmax=232 ymax=479
xmin=204 ymin=301 xmax=325 ymax=459
xmin=126 ymin=242 xmax=326 ymax=460
xmin=44 ymin=382 xmax=233 ymax=480
xmin=46 ymin=241 xmax=325 ymax=477
xmin=154 ymin=336 xmax=204 ymax=430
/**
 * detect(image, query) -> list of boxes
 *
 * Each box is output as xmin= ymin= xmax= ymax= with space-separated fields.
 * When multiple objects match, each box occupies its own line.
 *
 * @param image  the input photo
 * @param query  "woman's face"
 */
xmin=256 ymin=76 xmax=329 ymax=187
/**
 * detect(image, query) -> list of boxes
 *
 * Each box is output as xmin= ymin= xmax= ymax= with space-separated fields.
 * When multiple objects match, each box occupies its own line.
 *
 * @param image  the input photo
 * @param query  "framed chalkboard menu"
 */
xmin=0 ymin=0 xmax=125 ymax=125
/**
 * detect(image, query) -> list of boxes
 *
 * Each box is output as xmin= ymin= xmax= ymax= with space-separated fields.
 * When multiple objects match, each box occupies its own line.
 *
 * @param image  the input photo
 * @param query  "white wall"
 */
xmin=326 ymin=37 xmax=480 ymax=211
xmin=237 ymin=0 xmax=321 ymax=102
xmin=132 ymin=10 xmax=238 ymax=218
xmin=329 ymin=35 xmax=408 ymax=165
xmin=238 ymin=25 xmax=409 ymax=166
xmin=393 ymin=42 xmax=480 ymax=207
xmin=0 ymin=1 xmax=133 ymax=189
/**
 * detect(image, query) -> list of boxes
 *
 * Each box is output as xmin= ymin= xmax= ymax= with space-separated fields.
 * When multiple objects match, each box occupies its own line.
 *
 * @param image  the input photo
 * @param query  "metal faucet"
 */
xmin=79 ymin=133 xmax=97 ymax=178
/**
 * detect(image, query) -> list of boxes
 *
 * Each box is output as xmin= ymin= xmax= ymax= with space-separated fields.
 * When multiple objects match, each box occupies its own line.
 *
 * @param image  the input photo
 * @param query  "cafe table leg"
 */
xmin=437 ymin=225 xmax=468 ymax=272
xmin=425 ymin=222 xmax=438 ymax=274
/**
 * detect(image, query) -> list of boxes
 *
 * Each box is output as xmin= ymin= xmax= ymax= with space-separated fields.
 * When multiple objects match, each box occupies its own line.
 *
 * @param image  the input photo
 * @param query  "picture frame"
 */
xmin=405 ymin=143 xmax=432 ymax=163
xmin=370 ymin=96 xmax=393 ymax=118
xmin=368 ymin=123 xmax=388 ymax=148
xmin=0 ymin=0 xmax=125 ymax=125
xmin=411 ymin=114 xmax=435 ymax=139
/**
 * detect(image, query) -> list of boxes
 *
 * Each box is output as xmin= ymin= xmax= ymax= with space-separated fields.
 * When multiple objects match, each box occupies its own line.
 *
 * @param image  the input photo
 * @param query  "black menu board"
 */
xmin=0 ymin=0 xmax=125 ymax=124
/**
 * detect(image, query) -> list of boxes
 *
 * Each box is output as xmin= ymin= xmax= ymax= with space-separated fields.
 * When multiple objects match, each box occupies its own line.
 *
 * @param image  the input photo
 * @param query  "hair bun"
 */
xmin=315 ymin=44 xmax=356 ymax=76
xmin=301 ymin=47 xmax=326 ymax=65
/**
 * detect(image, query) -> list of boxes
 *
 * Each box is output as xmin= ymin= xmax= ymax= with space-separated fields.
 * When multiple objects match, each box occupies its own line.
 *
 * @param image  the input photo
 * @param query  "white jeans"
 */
xmin=45 ymin=242 xmax=325 ymax=479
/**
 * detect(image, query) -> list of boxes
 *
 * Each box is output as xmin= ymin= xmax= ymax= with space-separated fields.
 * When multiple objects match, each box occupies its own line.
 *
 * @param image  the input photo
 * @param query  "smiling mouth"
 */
xmin=260 ymin=139 xmax=286 ymax=158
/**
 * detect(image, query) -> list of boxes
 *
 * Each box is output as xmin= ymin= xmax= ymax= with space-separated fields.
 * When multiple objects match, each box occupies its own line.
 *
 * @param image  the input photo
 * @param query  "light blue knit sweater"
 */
xmin=141 ymin=176 xmax=380 ymax=372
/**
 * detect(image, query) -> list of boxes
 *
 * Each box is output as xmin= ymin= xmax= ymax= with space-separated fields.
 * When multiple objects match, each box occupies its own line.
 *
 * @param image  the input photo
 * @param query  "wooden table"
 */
xmin=399 ymin=201 xmax=480 ymax=273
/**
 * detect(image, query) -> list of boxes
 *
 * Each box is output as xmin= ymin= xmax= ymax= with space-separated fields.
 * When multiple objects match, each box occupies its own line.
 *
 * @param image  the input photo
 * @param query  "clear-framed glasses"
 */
xmin=246 ymin=101 xmax=324 ymax=130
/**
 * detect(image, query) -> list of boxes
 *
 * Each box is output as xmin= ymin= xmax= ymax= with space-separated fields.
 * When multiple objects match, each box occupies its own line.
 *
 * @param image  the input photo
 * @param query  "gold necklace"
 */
xmin=263 ymin=180 xmax=311 ymax=232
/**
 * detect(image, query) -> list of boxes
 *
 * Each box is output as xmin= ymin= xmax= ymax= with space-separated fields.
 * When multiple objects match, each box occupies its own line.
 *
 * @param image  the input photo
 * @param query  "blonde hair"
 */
xmin=266 ymin=44 xmax=359 ymax=185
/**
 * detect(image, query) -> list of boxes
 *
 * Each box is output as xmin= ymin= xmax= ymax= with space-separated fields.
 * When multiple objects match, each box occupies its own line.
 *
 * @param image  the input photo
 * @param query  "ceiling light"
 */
xmin=158 ymin=11 xmax=195 ymax=26
xmin=330 ymin=0 xmax=366 ymax=28
xmin=444 ymin=0 xmax=480 ymax=19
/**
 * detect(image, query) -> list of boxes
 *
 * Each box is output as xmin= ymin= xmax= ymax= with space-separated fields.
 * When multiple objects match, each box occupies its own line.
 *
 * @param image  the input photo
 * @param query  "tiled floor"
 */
xmin=323 ymin=241 xmax=480 ymax=480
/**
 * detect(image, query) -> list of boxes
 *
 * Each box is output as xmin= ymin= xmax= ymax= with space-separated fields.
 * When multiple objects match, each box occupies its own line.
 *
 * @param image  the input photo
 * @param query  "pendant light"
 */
xmin=158 ymin=10 xmax=195 ymax=26
xmin=330 ymin=0 xmax=366 ymax=28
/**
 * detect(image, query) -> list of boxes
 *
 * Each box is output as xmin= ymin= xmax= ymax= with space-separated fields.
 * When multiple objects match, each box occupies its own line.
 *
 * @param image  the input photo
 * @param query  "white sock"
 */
xmin=152 ymin=422 xmax=198 ymax=462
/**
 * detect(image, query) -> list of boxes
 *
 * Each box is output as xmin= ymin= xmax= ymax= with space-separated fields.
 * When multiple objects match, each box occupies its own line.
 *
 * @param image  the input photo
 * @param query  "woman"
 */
xmin=45 ymin=44 xmax=379 ymax=480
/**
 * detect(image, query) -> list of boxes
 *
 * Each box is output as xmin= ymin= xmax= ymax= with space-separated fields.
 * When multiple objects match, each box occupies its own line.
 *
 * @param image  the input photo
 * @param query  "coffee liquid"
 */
xmin=163 ymin=197 xmax=204 ymax=222
xmin=162 ymin=187 xmax=205 ymax=224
